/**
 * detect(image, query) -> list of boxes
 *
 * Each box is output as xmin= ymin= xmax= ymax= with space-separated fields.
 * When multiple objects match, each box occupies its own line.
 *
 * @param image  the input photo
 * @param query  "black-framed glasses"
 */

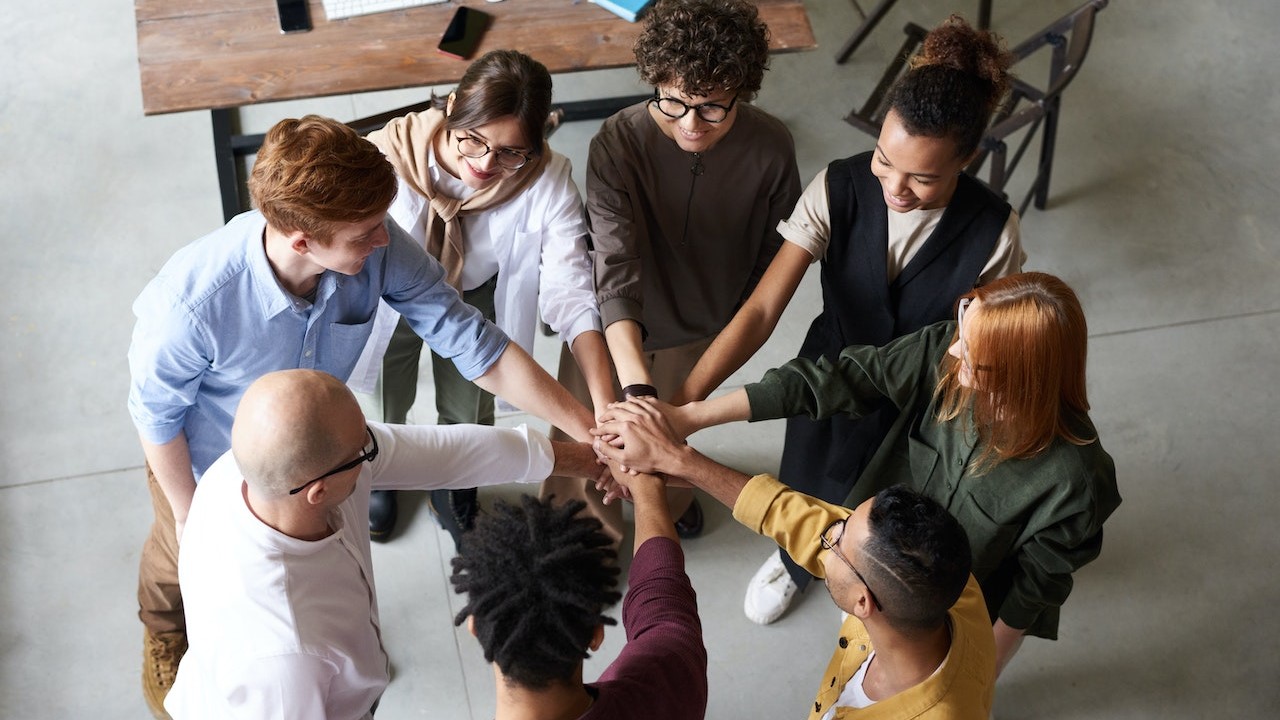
xmin=454 ymin=133 xmax=531 ymax=170
xmin=288 ymin=425 xmax=379 ymax=496
xmin=648 ymin=90 xmax=739 ymax=123
xmin=820 ymin=517 xmax=884 ymax=611
xmin=956 ymin=297 xmax=974 ymax=372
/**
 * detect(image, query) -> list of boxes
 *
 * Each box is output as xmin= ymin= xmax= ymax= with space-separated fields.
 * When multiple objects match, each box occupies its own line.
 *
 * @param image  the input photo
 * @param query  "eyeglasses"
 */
xmin=454 ymin=133 xmax=532 ymax=170
xmin=956 ymin=297 xmax=974 ymax=371
xmin=649 ymin=90 xmax=739 ymax=123
xmin=288 ymin=425 xmax=379 ymax=496
xmin=820 ymin=517 xmax=884 ymax=611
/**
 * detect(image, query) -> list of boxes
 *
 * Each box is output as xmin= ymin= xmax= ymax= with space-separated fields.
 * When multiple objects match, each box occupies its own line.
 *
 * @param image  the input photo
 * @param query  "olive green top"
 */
xmin=745 ymin=321 xmax=1121 ymax=639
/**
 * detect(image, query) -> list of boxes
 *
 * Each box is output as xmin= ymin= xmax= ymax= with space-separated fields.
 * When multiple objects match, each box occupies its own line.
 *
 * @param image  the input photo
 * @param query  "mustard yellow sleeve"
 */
xmin=733 ymin=474 xmax=853 ymax=580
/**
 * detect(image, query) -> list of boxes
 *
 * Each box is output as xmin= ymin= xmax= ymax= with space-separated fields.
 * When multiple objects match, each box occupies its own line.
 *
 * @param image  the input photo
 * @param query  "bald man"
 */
xmin=165 ymin=369 xmax=601 ymax=720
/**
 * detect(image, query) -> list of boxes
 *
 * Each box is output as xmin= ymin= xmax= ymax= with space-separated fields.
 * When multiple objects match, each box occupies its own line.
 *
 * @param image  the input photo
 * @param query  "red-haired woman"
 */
xmin=652 ymin=271 xmax=1121 ymax=673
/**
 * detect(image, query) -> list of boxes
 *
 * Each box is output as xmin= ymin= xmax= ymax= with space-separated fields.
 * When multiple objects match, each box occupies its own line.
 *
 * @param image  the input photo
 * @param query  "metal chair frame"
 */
xmin=842 ymin=0 xmax=1109 ymax=215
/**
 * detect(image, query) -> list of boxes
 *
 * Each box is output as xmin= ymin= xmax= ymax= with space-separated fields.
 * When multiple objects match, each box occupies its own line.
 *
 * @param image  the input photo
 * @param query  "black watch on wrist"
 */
xmin=622 ymin=383 xmax=658 ymax=399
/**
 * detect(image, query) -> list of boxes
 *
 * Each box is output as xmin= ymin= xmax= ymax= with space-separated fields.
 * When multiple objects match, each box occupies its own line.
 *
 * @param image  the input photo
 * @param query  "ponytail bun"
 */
xmin=887 ymin=14 xmax=1016 ymax=157
xmin=910 ymin=14 xmax=1014 ymax=112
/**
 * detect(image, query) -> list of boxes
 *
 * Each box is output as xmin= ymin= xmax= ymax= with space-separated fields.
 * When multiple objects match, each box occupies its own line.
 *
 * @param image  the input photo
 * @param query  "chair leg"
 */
xmin=835 ymin=0 xmax=898 ymax=64
xmin=1034 ymin=96 xmax=1061 ymax=211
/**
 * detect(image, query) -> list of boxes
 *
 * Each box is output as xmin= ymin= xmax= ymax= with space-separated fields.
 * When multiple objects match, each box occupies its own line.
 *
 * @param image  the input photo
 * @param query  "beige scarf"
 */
xmin=366 ymin=107 xmax=549 ymax=289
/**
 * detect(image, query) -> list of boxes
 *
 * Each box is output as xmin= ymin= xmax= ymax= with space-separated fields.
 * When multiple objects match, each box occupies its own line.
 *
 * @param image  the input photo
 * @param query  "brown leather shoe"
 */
xmin=142 ymin=629 xmax=187 ymax=719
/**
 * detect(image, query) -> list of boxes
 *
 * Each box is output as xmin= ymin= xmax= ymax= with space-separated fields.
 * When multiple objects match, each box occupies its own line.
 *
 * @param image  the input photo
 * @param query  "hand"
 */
xmin=591 ymin=398 xmax=687 ymax=476
xmin=596 ymin=392 xmax=691 ymax=443
xmin=596 ymin=456 xmax=665 ymax=502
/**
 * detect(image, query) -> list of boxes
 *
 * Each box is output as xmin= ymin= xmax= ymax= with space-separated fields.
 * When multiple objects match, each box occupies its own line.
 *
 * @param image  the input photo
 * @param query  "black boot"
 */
xmin=369 ymin=490 xmax=398 ymax=542
xmin=428 ymin=488 xmax=479 ymax=553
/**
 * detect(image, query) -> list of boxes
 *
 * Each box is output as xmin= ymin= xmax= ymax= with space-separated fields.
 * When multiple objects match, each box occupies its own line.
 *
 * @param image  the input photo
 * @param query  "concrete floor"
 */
xmin=2 ymin=0 xmax=1278 ymax=717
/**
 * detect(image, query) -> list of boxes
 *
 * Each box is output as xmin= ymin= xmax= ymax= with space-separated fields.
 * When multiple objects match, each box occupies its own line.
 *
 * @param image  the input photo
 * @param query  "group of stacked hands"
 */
xmin=126 ymin=1 xmax=1120 ymax=718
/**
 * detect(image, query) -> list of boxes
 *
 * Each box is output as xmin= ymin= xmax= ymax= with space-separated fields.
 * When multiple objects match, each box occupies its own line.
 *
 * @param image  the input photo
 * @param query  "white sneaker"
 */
xmin=743 ymin=550 xmax=799 ymax=625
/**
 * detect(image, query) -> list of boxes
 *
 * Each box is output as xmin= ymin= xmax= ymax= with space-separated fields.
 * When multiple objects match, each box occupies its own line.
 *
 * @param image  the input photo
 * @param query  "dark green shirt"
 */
xmin=745 ymin=321 xmax=1121 ymax=639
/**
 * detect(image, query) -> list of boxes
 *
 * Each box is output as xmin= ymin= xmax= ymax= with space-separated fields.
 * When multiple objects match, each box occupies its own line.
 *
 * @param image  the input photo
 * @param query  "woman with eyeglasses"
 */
xmin=357 ymin=50 xmax=613 ymax=546
xmin=563 ymin=0 xmax=802 ymax=545
xmin=635 ymin=271 xmax=1121 ymax=675
xmin=658 ymin=15 xmax=1028 ymax=629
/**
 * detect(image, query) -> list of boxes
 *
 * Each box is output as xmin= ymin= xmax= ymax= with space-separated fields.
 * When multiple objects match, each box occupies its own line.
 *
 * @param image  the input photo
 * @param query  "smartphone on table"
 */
xmin=437 ymin=7 xmax=492 ymax=60
xmin=276 ymin=0 xmax=312 ymax=34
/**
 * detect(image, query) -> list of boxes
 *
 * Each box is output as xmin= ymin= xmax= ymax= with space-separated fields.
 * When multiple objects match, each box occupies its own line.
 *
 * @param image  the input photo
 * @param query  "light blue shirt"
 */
xmin=127 ymin=211 xmax=509 ymax=479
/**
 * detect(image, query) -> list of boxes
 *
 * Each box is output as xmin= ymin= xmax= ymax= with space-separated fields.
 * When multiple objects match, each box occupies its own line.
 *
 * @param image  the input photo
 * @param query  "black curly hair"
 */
xmin=861 ymin=486 xmax=972 ymax=633
xmin=633 ymin=0 xmax=771 ymax=101
xmin=887 ymin=14 xmax=1016 ymax=158
xmin=449 ymin=496 xmax=621 ymax=689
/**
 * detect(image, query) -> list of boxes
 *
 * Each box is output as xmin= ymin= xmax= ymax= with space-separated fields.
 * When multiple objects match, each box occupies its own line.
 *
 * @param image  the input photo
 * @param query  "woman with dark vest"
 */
xmin=668 ymin=15 xmax=1026 ymax=625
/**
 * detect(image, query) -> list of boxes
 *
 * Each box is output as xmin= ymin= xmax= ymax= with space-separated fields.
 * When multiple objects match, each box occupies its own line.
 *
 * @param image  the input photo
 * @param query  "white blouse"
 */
xmin=350 ymin=149 xmax=601 ymax=393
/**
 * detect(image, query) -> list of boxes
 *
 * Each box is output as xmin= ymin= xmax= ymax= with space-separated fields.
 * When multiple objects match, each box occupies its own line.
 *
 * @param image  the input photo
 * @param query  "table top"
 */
xmin=135 ymin=0 xmax=816 ymax=116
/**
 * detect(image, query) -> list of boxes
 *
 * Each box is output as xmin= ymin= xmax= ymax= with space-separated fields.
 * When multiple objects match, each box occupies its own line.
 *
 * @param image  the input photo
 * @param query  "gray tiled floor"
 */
xmin=3 ymin=0 xmax=1279 ymax=717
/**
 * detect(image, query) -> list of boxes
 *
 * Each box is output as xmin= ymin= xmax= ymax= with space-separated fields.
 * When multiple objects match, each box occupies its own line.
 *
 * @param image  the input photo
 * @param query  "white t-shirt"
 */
xmin=166 ymin=421 xmax=554 ymax=720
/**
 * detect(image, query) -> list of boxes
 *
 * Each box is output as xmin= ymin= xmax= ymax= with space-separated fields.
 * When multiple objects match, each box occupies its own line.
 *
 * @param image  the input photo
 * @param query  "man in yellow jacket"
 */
xmin=595 ymin=398 xmax=997 ymax=718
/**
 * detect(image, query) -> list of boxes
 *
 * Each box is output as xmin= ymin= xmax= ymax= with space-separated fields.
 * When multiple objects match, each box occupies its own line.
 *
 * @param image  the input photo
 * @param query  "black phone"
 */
xmin=276 ymin=0 xmax=312 ymax=34
xmin=437 ymin=7 xmax=491 ymax=60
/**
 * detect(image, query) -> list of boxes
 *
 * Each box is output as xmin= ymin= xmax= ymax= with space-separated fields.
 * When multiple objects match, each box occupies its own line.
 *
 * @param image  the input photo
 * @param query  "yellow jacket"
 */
xmin=733 ymin=474 xmax=996 ymax=719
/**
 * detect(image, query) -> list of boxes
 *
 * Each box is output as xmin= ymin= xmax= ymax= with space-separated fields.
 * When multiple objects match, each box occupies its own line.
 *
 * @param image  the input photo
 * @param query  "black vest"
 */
xmin=780 ymin=152 xmax=1011 ymax=497
xmin=813 ymin=150 xmax=1011 ymax=354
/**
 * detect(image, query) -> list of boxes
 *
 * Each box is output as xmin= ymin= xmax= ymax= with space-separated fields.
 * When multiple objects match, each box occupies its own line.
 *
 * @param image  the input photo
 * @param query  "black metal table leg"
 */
xmin=211 ymin=109 xmax=243 ymax=223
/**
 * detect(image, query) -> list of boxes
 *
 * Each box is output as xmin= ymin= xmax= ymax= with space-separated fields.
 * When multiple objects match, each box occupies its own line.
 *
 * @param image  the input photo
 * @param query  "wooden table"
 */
xmin=134 ymin=0 xmax=816 ymax=219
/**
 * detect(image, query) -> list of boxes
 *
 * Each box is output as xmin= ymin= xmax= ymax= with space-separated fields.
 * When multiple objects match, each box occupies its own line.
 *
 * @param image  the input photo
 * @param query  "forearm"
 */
xmin=629 ymin=476 xmax=677 ymax=550
xmin=603 ymin=320 xmax=652 ymax=389
xmin=140 ymin=434 xmax=198 ymax=532
xmin=676 ymin=243 xmax=811 ymax=403
xmin=664 ymin=445 xmax=751 ymax=509
xmin=677 ymin=389 xmax=753 ymax=436
xmin=473 ymin=344 xmax=593 ymax=442
xmin=569 ymin=329 xmax=618 ymax=413
xmin=993 ymin=619 xmax=1027 ymax=676
xmin=549 ymin=440 xmax=603 ymax=480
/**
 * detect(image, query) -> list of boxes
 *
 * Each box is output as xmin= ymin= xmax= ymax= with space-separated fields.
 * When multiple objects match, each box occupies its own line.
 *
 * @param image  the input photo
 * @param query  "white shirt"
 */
xmin=776 ymin=167 xmax=1025 ymax=286
xmin=166 ymin=421 xmax=554 ymax=720
xmin=349 ymin=150 xmax=600 ymax=393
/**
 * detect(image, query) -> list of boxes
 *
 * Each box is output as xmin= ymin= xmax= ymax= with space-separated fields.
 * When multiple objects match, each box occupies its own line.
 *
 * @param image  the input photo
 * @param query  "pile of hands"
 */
xmin=586 ymin=397 xmax=698 ymax=504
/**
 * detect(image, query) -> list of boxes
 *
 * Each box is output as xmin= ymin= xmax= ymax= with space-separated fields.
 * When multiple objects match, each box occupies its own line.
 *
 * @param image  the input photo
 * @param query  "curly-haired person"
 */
xmin=543 ymin=0 xmax=802 ymax=547
xmin=452 ymin=483 xmax=707 ymax=719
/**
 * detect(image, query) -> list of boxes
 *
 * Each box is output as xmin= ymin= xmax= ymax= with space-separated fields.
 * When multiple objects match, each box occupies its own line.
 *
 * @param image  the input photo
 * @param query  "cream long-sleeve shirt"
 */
xmin=166 ymin=421 xmax=554 ymax=720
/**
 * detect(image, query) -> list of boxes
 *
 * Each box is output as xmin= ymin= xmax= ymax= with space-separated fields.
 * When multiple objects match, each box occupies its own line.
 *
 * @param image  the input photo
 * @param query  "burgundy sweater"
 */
xmin=582 ymin=537 xmax=708 ymax=719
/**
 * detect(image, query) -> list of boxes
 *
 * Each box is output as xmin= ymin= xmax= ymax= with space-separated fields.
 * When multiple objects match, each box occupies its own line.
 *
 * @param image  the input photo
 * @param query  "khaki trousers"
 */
xmin=540 ymin=335 xmax=713 ymax=548
xmin=138 ymin=463 xmax=183 ymax=634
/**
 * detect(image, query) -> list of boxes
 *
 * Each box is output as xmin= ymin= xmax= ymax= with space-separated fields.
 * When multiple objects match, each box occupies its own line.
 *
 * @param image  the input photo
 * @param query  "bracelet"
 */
xmin=622 ymin=383 xmax=658 ymax=399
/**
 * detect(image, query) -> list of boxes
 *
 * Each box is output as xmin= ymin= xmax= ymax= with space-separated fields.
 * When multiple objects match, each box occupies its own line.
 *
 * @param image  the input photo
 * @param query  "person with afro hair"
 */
xmin=451 ymin=476 xmax=707 ymax=719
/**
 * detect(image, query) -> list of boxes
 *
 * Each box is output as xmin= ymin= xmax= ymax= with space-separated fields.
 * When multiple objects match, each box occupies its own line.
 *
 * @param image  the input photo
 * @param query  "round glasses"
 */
xmin=820 ymin=517 xmax=884 ymax=611
xmin=956 ymin=297 xmax=975 ymax=371
xmin=455 ymin=134 xmax=531 ymax=170
xmin=649 ymin=91 xmax=739 ymax=124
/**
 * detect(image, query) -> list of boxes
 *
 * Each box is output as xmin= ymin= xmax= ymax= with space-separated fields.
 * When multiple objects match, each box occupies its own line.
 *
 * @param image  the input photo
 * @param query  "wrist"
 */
xmin=667 ymin=443 xmax=702 ymax=479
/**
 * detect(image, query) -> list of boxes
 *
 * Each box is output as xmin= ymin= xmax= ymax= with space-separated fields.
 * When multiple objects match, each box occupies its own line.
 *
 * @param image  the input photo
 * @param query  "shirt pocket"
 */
xmin=907 ymin=433 xmax=942 ymax=493
xmin=326 ymin=315 xmax=377 ymax=379
xmin=950 ymin=487 xmax=1022 ymax=577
